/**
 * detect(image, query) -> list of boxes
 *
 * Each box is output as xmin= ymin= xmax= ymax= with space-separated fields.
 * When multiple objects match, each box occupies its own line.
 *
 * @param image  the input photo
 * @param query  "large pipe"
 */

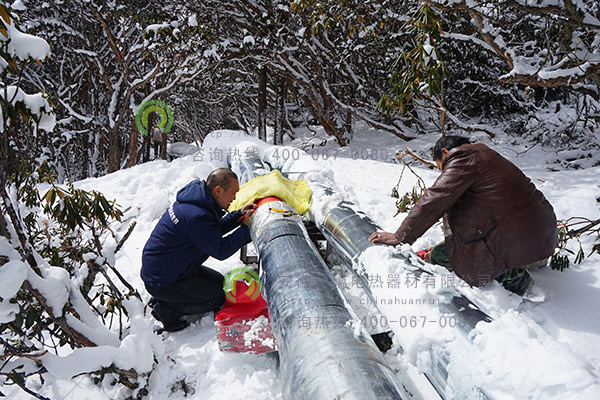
xmin=228 ymin=150 xmax=419 ymax=398
xmin=249 ymin=200 xmax=416 ymax=399
xmin=229 ymin=149 xmax=271 ymax=185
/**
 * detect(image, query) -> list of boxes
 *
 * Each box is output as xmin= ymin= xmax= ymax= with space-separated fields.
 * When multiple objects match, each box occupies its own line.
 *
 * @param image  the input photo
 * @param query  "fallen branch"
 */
xmin=397 ymin=148 xmax=436 ymax=168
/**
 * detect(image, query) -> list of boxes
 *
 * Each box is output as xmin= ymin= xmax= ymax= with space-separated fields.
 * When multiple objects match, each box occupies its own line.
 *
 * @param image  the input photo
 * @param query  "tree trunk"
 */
xmin=107 ymin=127 xmax=119 ymax=173
xmin=126 ymin=119 xmax=138 ymax=168
xmin=274 ymin=77 xmax=286 ymax=145
xmin=300 ymin=93 xmax=347 ymax=147
xmin=344 ymin=84 xmax=354 ymax=142
xmin=161 ymin=131 xmax=167 ymax=160
xmin=257 ymin=66 xmax=268 ymax=141
xmin=0 ymin=129 xmax=8 ymax=240
xmin=142 ymin=132 xmax=150 ymax=163
xmin=0 ymin=205 xmax=9 ymax=240
xmin=81 ymin=132 xmax=89 ymax=179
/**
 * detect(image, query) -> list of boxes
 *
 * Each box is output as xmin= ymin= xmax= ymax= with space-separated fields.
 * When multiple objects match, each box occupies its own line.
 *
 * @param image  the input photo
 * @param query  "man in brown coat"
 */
xmin=369 ymin=136 xmax=558 ymax=295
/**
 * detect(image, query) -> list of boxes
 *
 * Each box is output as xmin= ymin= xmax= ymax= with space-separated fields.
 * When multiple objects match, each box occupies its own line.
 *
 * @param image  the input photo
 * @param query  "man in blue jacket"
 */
xmin=142 ymin=168 xmax=256 ymax=332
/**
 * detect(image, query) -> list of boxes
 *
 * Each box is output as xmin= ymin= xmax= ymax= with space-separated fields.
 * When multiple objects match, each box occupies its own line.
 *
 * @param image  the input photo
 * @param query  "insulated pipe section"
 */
xmin=317 ymin=194 xmax=492 ymax=335
xmin=229 ymin=148 xmax=271 ymax=183
xmin=250 ymin=201 xmax=416 ymax=400
xmin=311 ymin=200 xmax=395 ymax=350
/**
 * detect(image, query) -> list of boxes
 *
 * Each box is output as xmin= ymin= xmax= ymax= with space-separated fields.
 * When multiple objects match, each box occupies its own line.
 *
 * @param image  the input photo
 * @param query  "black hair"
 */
xmin=432 ymin=136 xmax=471 ymax=160
xmin=206 ymin=168 xmax=238 ymax=191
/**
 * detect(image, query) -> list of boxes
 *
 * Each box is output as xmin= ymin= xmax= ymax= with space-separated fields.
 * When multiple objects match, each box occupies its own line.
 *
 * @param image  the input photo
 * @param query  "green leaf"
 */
xmin=100 ymin=196 xmax=111 ymax=213
xmin=25 ymin=307 xmax=39 ymax=329
xmin=574 ymin=246 xmax=585 ymax=264
xmin=592 ymin=241 xmax=600 ymax=255
xmin=13 ymin=308 xmax=23 ymax=329
xmin=67 ymin=211 xmax=76 ymax=232
xmin=549 ymin=253 xmax=569 ymax=271
xmin=9 ymin=372 xmax=25 ymax=389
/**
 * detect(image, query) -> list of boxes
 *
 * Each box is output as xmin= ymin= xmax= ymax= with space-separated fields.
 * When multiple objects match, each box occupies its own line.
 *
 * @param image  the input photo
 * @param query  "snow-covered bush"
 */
xmin=1 ymin=5 xmax=155 ymax=399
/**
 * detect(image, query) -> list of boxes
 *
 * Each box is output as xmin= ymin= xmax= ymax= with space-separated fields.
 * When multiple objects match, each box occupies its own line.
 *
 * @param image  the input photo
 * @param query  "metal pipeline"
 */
xmin=315 ymin=182 xmax=492 ymax=333
xmin=229 ymin=147 xmax=271 ymax=185
xmin=249 ymin=200 xmax=415 ymax=399
xmin=226 ymin=150 xmax=418 ymax=399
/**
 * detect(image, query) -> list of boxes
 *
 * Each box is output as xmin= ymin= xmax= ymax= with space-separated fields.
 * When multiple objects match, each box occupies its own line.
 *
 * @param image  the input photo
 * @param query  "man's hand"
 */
xmin=240 ymin=203 xmax=257 ymax=226
xmin=241 ymin=203 xmax=257 ymax=213
xmin=368 ymin=231 xmax=401 ymax=245
xmin=423 ymin=249 xmax=432 ymax=263
xmin=417 ymin=248 xmax=432 ymax=263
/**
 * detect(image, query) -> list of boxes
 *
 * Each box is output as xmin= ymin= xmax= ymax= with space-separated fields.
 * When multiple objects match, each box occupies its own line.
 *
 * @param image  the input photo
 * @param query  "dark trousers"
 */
xmin=429 ymin=242 xmax=534 ymax=295
xmin=146 ymin=266 xmax=225 ymax=317
xmin=153 ymin=141 xmax=161 ymax=156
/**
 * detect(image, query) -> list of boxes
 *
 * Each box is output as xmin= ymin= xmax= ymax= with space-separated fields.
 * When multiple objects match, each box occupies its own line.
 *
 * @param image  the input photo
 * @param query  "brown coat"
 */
xmin=395 ymin=143 xmax=558 ymax=286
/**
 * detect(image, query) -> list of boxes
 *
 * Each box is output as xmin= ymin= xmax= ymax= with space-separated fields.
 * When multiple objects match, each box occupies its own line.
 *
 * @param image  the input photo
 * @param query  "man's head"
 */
xmin=432 ymin=136 xmax=471 ymax=169
xmin=206 ymin=168 xmax=240 ymax=209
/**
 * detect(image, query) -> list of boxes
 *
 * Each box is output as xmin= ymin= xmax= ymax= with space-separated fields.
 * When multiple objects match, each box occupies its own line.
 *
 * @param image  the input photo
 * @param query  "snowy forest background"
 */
xmin=5 ymin=0 xmax=600 ymax=180
xmin=2 ymin=0 xmax=600 ymax=399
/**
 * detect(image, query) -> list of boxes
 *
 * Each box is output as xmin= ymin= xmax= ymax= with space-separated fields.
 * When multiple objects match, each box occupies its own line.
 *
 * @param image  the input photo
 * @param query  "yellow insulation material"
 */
xmin=229 ymin=170 xmax=312 ymax=214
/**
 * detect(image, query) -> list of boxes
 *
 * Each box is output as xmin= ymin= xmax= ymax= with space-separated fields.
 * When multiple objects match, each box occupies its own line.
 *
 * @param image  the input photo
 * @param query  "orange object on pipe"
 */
xmin=256 ymin=196 xmax=281 ymax=208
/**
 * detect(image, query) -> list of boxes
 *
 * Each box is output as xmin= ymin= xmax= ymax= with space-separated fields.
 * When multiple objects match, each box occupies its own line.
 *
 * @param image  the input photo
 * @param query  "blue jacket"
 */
xmin=141 ymin=180 xmax=251 ymax=289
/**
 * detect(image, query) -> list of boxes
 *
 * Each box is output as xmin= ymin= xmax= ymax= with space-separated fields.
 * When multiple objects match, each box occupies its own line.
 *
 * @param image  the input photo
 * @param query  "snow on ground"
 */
xmin=5 ymin=125 xmax=600 ymax=399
